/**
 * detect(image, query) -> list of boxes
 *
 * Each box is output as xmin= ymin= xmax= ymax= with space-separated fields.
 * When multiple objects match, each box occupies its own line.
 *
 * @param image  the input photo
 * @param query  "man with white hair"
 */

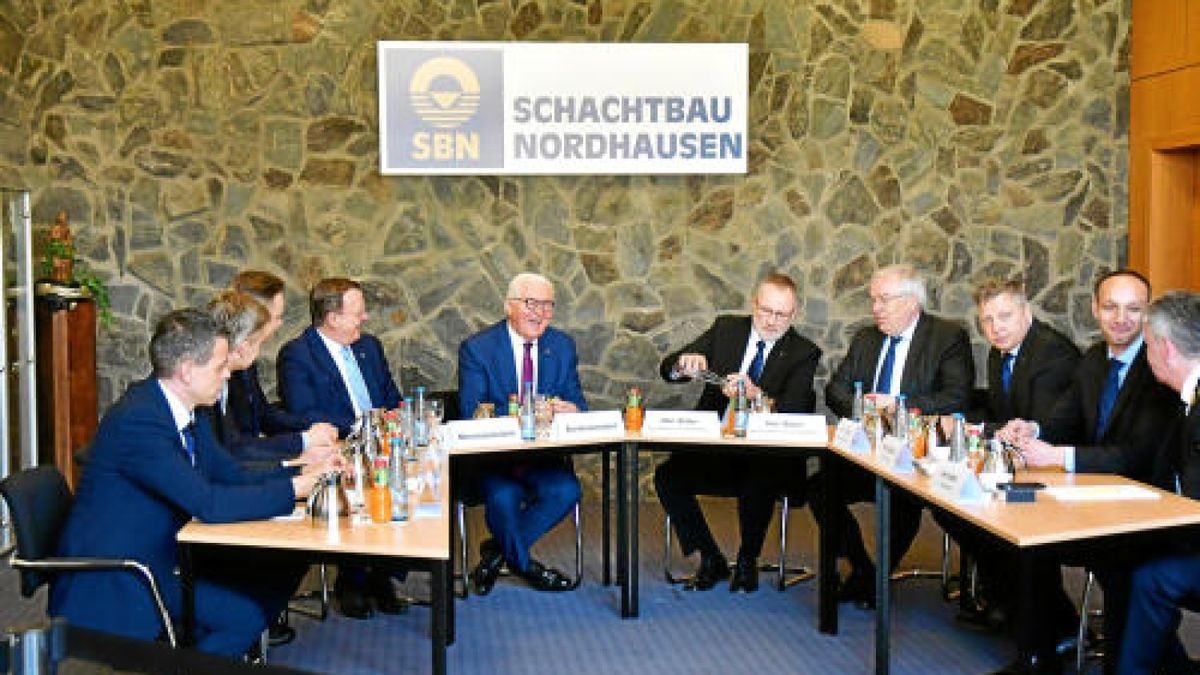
xmin=812 ymin=263 xmax=974 ymax=609
xmin=1118 ymin=290 xmax=1200 ymax=674
xmin=458 ymin=272 xmax=586 ymax=595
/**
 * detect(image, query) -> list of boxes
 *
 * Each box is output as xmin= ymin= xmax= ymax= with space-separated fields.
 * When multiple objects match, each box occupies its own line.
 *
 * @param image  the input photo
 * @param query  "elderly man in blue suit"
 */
xmin=49 ymin=309 xmax=338 ymax=657
xmin=277 ymin=277 xmax=405 ymax=619
xmin=459 ymin=272 xmax=585 ymax=595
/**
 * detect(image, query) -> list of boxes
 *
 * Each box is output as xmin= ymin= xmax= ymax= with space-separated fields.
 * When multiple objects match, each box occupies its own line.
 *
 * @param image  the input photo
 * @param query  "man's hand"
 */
xmin=721 ymin=373 xmax=761 ymax=400
xmin=1015 ymin=437 xmax=1065 ymax=469
xmin=869 ymin=393 xmax=896 ymax=417
xmin=996 ymin=419 xmax=1038 ymax=444
xmin=551 ymin=399 xmax=579 ymax=414
xmin=291 ymin=452 xmax=345 ymax=498
xmin=675 ymin=353 xmax=708 ymax=378
xmin=293 ymin=443 xmax=335 ymax=468
xmin=306 ymin=422 xmax=338 ymax=447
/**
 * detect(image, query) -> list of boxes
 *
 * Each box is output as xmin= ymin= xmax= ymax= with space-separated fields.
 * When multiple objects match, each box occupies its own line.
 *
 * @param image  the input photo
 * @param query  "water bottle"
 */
xmin=520 ymin=381 xmax=536 ymax=441
xmin=950 ymin=413 xmax=967 ymax=462
xmin=733 ymin=379 xmax=749 ymax=438
xmin=413 ymin=386 xmax=428 ymax=447
xmin=400 ymin=396 xmax=416 ymax=461
xmin=389 ymin=449 xmax=410 ymax=522
xmin=893 ymin=394 xmax=908 ymax=438
xmin=851 ymin=381 xmax=864 ymax=421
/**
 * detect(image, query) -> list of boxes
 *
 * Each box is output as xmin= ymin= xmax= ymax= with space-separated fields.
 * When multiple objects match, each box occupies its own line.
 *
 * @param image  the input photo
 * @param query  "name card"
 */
xmin=642 ymin=410 xmax=721 ymax=439
xmin=443 ymin=417 xmax=522 ymax=450
xmin=745 ymin=413 xmax=828 ymax=443
xmin=832 ymin=419 xmax=872 ymax=454
xmin=930 ymin=461 xmax=986 ymax=504
xmin=876 ymin=435 xmax=914 ymax=474
xmin=551 ymin=410 xmax=625 ymax=441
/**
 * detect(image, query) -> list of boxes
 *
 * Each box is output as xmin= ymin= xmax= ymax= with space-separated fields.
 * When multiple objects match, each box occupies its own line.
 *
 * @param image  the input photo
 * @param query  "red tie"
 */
xmin=522 ymin=342 xmax=534 ymax=397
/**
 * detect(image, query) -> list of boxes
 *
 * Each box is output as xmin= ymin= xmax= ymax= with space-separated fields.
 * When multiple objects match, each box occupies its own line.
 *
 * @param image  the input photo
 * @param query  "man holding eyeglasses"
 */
xmin=277 ymin=277 xmax=405 ymax=619
xmin=458 ymin=272 xmax=586 ymax=595
xmin=655 ymin=273 xmax=821 ymax=592
xmin=812 ymin=263 xmax=974 ymax=609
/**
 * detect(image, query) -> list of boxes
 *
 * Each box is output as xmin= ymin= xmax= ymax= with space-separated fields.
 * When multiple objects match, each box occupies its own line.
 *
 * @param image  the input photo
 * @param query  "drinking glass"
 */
xmin=534 ymin=395 xmax=554 ymax=439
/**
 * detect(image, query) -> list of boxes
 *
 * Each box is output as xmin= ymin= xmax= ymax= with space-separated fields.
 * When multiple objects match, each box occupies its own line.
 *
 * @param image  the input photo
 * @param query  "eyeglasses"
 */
xmin=754 ymin=304 xmax=794 ymax=322
xmin=869 ymin=293 xmax=908 ymax=307
xmin=510 ymin=297 xmax=556 ymax=313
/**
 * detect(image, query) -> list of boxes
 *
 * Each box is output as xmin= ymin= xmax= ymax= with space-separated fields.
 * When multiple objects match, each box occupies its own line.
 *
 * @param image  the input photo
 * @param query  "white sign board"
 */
xmin=832 ymin=419 xmax=872 ymax=454
xmin=551 ymin=410 xmax=625 ymax=441
xmin=745 ymin=414 xmax=828 ymax=444
xmin=876 ymin=435 xmax=914 ymax=474
xmin=641 ymin=410 xmax=721 ymax=439
xmin=931 ymin=461 xmax=986 ymax=504
xmin=443 ymin=417 xmax=522 ymax=450
xmin=378 ymin=42 xmax=748 ymax=175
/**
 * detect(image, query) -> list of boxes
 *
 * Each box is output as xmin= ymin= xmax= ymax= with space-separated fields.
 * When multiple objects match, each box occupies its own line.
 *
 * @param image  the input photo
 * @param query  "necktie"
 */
xmin=181 ymin=421 xmax=196 ymax=467
xmin=522 ymin=342 xmax=534 ymax=397
xmin=340 ymin=345 xmax=374 ymax=414
xmin=1095 ymin=358 xmax=1123 ymax=442
xmin=748 ymin=340 xmax=766 ymax=384
xmin=874 ymin=335 xmax=903 ymax=394
xmin=1001 ymin=352 xmax=1016 ymax=394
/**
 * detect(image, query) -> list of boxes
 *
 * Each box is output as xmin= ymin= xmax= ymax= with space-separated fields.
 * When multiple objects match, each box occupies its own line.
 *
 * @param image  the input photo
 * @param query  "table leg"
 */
xmin=431 ymin=560 xmax=447 ymax=675
xmin=875 ymin=476 xmax=891 ymax=675
xmin=818 ymin=453 xmax=840 ymax=634
xmin=179 ymin=543 xmax=195 ymax=648
xmin=626 ymin=440 xmax=638 ymax=618
xmin=1015 ymin=549 xmax=1037 ymax=672
xmin=616 ymin=442 xmax=627 ymax=596
xmin=602 ymin=447 xmax=611 ymax=587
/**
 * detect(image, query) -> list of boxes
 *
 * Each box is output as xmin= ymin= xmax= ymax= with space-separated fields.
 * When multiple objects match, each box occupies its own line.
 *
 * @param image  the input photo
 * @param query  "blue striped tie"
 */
xmin=341 ymin=345 xmax=374 ymax=413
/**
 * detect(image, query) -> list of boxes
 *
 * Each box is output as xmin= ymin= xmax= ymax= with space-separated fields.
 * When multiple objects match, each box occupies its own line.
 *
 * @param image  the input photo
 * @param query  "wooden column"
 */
xmin=35 ymin=285 xmax=98 ymax=491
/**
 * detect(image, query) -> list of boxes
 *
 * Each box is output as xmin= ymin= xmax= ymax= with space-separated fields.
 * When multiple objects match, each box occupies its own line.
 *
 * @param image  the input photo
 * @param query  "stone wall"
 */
xmin=0 ymin=0 xmax=1129 ymax=489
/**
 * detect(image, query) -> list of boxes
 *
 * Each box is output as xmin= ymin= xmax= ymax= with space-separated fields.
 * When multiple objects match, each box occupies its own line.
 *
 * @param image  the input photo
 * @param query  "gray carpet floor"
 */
xmin=4 ymin=500 xmax=1194 ymax=674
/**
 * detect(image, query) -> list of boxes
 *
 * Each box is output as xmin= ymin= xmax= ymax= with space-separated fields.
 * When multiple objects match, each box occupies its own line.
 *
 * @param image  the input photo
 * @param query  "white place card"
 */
xmin=443 ymin=417 xmax=522 ymax=450
xmin=642 ymin=410 xmax=721 ymax=439
xmin=551 ymin=410 xmax=625 ymax=441
xmin=832 ymin=419 xmax=872 ymax=454
xmin=876 ymin=435 xmax=914 ymax=474
xmin=745 ymin=413 xmax=828 ymax=443
xmin=930 ymin=461 xmax=986 ymax=504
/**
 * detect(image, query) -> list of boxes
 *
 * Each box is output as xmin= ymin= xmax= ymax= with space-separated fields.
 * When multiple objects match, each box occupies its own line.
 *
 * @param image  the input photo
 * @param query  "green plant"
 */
xmin=39 ymin=239 xmax=114 ymax=328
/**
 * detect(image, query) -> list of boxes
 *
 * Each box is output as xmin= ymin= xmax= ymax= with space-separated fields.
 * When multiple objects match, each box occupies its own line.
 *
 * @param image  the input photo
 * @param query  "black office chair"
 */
xmin=0 ymin=466 xmax=177 ymax=647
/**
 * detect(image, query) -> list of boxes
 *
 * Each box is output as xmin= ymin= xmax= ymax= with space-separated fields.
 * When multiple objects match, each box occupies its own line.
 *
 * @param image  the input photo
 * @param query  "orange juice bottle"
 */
xmin=625 ymin=386 xmax=643 ymax=432
xmin=368 ymin=456 xmax=392 ymax=523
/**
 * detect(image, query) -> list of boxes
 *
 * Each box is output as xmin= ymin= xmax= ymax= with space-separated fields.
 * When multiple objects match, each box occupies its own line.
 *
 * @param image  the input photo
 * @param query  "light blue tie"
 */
xmin=341 ymin=345 xmax=374 ymax=413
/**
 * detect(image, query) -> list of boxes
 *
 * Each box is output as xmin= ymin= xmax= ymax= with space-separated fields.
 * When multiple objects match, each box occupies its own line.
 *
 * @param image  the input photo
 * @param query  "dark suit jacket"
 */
xmin=457 ymin=320 xmax=588 ymax=416
xmin=196 ymin=399 xmax=297 ymax=465
xmin=1177 ymin=394 xmax=1200 ymax=500
xmin=658 ymin=315 xmax=821 ymax=414
xmin=276 ymin=326 xmax=402 ymax=436
xmin=228 ymin=363 xmax=309 ymax=438
xmin=982 ymin=319 xmax=1080 ymax=429
xmin=48 ymin=378 xmax=296 ymax=641
xmin=1040 ymin=342 xmax=1179 ymax=487
xmin=825 ymin=312 xmax=975 ymax=418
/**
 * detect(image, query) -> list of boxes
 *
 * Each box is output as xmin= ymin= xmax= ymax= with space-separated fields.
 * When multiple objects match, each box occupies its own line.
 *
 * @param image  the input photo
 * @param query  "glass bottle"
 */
xmin=520 ymin=381 xmax=536 ymax=441
xmin=413 ymin=385 xmax=428 ymax=447
xmin=950 ymin=413 xmax=967 ymax=462
xmin=893 ymin=394 xmax=909 ymax=438
xmin=389 ymin=449 xmax=409 ymax=522
xmin=851 ymin=381 xmax=864 ymax=421
xmin=733 ymin=379 xmax=749 ymax=438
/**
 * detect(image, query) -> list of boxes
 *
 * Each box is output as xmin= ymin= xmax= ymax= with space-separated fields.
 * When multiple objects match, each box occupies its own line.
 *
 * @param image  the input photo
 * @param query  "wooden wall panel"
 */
xmin=1132 ymin=0 xmax=1190 ymax=79
xmin=1190 ymin=0 xmax=1200 ymax=65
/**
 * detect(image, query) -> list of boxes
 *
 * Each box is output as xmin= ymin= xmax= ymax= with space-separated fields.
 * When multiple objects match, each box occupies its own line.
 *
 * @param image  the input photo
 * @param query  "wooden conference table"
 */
xmin=178 ymin=486 xmax=452 ymax=675
xmin=823 ymin=440 xmax=1200 ymax=675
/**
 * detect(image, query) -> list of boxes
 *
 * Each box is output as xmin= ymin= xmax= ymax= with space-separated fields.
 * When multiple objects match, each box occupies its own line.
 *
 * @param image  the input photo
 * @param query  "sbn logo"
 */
xmin=408 ymin=56 xmax=481 ymax=161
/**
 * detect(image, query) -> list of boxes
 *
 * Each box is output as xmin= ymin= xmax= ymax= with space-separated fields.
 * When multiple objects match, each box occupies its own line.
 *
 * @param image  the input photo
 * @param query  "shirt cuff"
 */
xmin=1031 ymin=422 xmax=1041 ymax=439
xmin=1063 ymin=446 xmax=1075 ymax=473
xmin=301 ymin=431 xmax=310 ymax=450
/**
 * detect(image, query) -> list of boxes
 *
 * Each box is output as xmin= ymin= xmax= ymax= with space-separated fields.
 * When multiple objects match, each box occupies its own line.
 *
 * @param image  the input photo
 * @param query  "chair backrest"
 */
xmin=0 ymin=466 xmax=75 ymax=597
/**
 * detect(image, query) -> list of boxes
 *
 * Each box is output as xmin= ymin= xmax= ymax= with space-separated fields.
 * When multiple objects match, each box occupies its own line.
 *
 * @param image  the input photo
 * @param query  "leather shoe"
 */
xmin=837 ymin=571 xmax=875 ymax=610
xmin=519 ymin=559 xmax=573 ymax=592
xmin=470 ymin=546 xmax=505 ymax=596
xmin=684 ymin=553 xmax=730 ymax=591
xmin=334 ymin=578 xmax=373 ymax=620
xmin=367 ymin=572 xmax=410 ymax=615
xmin=729 ymin=556 xmax=759 ymax=593
xmin=267 ymin=613 xmax=295 ymax=647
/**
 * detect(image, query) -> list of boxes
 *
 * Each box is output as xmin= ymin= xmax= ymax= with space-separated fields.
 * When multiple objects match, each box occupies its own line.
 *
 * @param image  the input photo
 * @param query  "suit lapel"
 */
xmin=538 ymin=335 xmax=557 ymax=395
xmin=305 ymin=327 xmax=353 ymax=411
xmin=716 ymin=318 xmax=753 ymax=376
xmin=898 ymin=314 xmax=929 ymax=393
xmin=496 ymin=323 xmax=519 ymax=397
xmin=1102 ymin=345 xmax=1149 ymax=441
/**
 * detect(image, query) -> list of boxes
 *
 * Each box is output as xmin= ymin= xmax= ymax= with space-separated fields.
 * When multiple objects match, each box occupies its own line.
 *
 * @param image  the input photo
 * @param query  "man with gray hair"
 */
xmin=458 ymin=272 xmax=586 ymax=595
xmin=811 ymin=263 xmax=974 ymax=609
xmin=1115 ymin=291 xmax=1200 ymax=674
